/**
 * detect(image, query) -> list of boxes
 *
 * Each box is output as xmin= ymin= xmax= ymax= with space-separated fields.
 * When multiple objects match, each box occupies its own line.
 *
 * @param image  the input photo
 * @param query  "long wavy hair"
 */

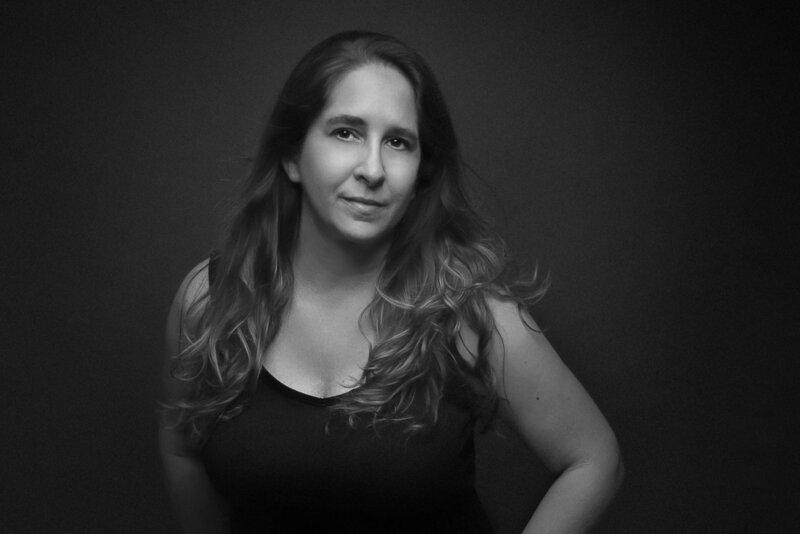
xmin=167 ymin=30 xmax=548 ymax=445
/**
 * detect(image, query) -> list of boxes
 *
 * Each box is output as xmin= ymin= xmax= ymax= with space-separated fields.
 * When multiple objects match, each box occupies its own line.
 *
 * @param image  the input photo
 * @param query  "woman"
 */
xmin=160 ymin=31 xmax=622 ymax=533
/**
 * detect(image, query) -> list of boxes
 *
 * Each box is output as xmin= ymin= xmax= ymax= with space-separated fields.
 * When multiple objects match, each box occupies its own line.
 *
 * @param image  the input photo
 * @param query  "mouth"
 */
xmin=342 ymin=196 xmax=387 ymax=207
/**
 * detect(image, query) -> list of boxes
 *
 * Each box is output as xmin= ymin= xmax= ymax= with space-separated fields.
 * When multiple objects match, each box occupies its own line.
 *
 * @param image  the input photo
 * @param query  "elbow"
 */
xmin=585 ymin=435 xmax=624 ymax=498
xmin=601 ymin=434 xmax=624 ymax=497
xmin=610 ymin=448 xmax=624 ymax=495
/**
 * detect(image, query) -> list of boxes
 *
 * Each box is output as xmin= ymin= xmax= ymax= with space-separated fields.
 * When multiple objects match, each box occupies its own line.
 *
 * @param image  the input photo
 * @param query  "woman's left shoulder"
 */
xmin=458 ymin=291 xmax=571 ymax=396
xmin=483 ymin=295 xmax=551 ymax=360
xmin=485 ymin=294 xmax=538 ymax=333
xmin=455 ymin=293 xmax=544 ymax=367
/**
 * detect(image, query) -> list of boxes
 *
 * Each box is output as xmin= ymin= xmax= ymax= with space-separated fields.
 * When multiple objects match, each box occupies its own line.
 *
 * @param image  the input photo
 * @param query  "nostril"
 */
xmin=356 ymin=168 xmax=385 ymax=187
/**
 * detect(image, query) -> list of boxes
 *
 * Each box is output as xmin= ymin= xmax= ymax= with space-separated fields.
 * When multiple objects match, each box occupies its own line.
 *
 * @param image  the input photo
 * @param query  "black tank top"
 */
xmin=200 ymin=256 xmax=493 ymax=533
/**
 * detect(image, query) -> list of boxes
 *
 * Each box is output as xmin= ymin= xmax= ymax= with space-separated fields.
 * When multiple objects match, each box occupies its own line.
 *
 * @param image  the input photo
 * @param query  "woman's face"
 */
xmin=284 ymin=63 xmax=421 ymax=248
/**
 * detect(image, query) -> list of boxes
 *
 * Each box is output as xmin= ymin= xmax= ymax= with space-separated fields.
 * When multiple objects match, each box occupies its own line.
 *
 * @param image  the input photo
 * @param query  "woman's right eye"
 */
xmin=333 ymin=128 xmax=357 ymax=141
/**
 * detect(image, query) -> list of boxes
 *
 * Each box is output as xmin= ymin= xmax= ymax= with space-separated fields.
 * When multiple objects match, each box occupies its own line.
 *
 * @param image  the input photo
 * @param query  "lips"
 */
xmin=342 ymin=196 xmax=387 ymax=207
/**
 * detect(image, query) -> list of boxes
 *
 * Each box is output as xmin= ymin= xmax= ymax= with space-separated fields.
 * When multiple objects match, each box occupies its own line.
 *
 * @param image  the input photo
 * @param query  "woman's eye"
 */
xmin=387 ymin=137 xmax=409 ymax=150
xmin=333 ymin=128 xmax=357 ymax=141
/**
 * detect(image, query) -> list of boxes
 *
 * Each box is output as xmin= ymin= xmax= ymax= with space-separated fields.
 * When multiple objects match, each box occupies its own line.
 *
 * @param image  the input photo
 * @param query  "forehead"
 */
xmin=320 ymin=63 xmax=418 ymax=130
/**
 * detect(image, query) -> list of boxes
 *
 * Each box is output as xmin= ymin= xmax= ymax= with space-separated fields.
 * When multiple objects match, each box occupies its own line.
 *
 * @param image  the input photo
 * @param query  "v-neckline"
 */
xmin=260 ymin=367 xmax=362 ymax=406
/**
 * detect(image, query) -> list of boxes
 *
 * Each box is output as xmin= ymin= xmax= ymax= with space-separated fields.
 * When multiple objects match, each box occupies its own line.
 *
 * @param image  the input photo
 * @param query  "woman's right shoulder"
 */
xmin=165 ymin=259 xmax=212 ymax=352
xmin=172 ymin=258 xmax=211 ymax=312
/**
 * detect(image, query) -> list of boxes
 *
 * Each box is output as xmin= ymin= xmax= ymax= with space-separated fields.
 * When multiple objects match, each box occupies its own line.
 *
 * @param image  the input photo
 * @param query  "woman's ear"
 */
xmin=282 ymin=158 xmax=300 ymax=183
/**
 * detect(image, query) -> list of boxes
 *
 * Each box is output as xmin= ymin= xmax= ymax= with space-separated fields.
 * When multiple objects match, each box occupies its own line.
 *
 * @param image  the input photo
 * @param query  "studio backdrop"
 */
xmin=2 ymin=2 xmax=794 ymax=533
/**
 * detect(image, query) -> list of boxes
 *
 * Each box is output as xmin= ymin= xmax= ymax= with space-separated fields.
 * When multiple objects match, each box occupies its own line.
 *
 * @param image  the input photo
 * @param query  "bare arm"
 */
xmin=159 ymin=260 xmax=229 ymax=534
xmin=481 ymin=299 xmax=623 ymax=533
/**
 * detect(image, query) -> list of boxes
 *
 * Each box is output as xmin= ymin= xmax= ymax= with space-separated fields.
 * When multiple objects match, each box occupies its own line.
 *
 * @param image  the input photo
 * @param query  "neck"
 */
xmin=292 ymin=214 xmax=389 ymax=297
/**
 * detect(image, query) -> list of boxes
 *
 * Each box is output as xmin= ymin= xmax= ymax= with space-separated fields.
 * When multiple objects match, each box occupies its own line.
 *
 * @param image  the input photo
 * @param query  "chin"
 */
xmin=342 ymin=233 xmax=388 ymax=247
xmin=337 ymin=226 xmax=392 ymax=247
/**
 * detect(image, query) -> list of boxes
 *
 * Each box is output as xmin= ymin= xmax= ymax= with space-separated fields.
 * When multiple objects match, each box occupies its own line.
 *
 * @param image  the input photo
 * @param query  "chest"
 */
xmin=201 ymin=372 xmax=478 ymax=523
xmin=264 ymin=295 xmax=373 ymax=398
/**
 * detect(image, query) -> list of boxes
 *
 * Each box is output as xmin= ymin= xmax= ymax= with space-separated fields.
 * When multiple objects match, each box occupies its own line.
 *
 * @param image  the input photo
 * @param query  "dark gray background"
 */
xmin=2 ymin=1 xmax=796 ymax=532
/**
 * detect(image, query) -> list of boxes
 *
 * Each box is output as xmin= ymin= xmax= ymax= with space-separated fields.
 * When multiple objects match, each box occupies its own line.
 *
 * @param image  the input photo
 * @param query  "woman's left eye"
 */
xmin=387 ymin=137 xmax=409 ymax=150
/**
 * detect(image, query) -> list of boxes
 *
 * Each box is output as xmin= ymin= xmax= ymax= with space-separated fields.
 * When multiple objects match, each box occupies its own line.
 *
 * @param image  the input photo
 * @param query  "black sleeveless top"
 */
xmin=200 ymin=256 xmax=493 ymax=533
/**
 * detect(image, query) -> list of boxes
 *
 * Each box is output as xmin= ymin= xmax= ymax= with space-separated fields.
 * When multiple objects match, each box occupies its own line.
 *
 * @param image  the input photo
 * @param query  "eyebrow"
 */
xmin=325 ymin=114 xmax=419 ymax=144
xmin=325 ymin=114 xmax=366 ymax=128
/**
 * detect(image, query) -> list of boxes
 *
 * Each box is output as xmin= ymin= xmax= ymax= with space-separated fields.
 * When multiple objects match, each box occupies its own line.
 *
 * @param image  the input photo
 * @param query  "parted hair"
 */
xmin=166 ymin=30 xmax=547 ymax=445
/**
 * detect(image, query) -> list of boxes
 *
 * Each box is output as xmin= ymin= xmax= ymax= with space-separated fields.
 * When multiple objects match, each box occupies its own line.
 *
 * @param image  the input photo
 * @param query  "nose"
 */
xmin=354 ymin=140 xmax=385 ymax=188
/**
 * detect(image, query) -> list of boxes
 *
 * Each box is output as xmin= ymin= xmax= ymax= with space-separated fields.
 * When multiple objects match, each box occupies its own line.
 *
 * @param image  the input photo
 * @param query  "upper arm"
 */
xmin=160 ymin=259 xmax=210 ymax=453
xmin=481 ymin=298 xmax=620 ymax=475
xmin=159 ymin=260 xmax=230 ymax=531
xmin=164 ymin=258 xmax=210 ymax=361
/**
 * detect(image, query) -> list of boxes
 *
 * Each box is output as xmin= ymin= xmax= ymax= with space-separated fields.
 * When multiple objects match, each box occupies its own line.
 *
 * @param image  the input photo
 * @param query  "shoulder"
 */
xmin=165 ymin=259 xmax=211 ymax=352
xmin=485 ymin=295 xmax=534 ymax=335
xmin=478 ymin=294 xmax=560 ymax=383
xmin=483 ymin=295 xmax=547 ymax=362
xmin=455 ymin=293 xmax=541 ymax=366
xmin=456 ymin=292 xmax=565 ymax=400
xmin=179 ymin=258 xmax=211 ymax=303
xmin=171 ymin=259 xmax=211 ymax=315
xmin=162 ymin=260 xmax=212 ymax=414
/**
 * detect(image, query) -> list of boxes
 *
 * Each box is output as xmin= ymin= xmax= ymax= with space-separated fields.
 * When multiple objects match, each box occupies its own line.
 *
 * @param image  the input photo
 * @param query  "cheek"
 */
xmin=389 ymin=157 xmax=421 ymax=193
xmin=395 ymin=172 xmax=419 ymax=210
xmin=407 ymin=161 xmax=421 ymax=197
xmin=298 ymin=140 xmax=352 ymax=186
